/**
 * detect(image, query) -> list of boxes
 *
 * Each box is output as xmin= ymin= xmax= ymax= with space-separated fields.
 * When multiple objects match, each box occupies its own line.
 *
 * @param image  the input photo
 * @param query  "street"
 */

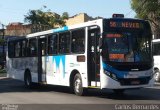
xmin=0 ymin=77 xmax=160 ymax=110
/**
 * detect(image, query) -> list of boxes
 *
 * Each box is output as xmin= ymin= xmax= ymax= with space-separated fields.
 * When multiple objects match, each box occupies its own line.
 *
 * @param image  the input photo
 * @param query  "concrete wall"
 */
xmin=65 ymin=13 xmax=93 ymax=26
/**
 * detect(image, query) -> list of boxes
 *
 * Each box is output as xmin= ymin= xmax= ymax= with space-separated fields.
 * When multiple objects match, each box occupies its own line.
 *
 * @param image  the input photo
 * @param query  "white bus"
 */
xmin=152 ymin=39 xmax=160 ymax=82
xmin=6 ymin=15 xmax=154 ymax=95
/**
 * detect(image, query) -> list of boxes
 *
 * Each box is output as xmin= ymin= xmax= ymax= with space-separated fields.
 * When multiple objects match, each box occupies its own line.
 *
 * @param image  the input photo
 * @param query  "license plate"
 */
xmin=126 ymin=74 xmax=138 ymax=78
xmin=131 ymin=80 xmax=140 ymax=85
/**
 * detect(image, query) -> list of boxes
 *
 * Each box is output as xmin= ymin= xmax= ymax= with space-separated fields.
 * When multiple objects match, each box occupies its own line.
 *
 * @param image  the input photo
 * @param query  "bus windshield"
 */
xmin=102 ymin=30 xmax=152 ymax=63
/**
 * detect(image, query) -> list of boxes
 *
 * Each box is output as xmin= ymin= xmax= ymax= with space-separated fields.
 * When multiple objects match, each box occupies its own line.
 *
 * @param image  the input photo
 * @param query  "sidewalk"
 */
xmin=0 ymin=77 xmax=7 ymax=79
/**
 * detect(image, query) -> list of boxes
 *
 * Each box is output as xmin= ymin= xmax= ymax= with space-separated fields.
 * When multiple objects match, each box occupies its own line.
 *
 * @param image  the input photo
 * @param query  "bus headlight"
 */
xmin=104 ymin=70 xmax=118 ymax=81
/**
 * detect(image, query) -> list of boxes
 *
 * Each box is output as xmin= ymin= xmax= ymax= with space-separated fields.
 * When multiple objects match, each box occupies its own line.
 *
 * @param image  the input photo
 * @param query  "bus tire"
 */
xmin=73 ymin=74 xmax=85 ymax=96
xmin=154 ymin=69 xmax=160 ymax=82
xmin=113 ymin=89 xmax=125 ymax=95
xmin=24 ymin=71 xmax=33 ymax=88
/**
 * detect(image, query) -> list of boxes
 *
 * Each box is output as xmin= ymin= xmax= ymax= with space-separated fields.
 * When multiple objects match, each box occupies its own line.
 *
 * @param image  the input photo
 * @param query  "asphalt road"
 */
xmin=0 ymin=77 xmax=160 ymax=110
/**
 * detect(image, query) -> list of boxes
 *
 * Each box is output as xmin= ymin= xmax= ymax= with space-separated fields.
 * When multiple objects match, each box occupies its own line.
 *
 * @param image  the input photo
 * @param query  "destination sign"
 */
xmin=106 ymin=33 xmax=122 ymax=38
xmin=109 ymin=54 xmax=124 ymax=60
xmin=109 ymin=21 xmax=143 ymax=29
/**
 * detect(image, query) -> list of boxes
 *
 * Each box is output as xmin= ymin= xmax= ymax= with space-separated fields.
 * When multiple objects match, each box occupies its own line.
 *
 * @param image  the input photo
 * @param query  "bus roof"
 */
xmin=26 ymin=17 xmax=148 ymax=38
xmin=108 ymin=17 xmax=145 ymax=21
xmin=27 ymin=19 xmax=103 ymax=38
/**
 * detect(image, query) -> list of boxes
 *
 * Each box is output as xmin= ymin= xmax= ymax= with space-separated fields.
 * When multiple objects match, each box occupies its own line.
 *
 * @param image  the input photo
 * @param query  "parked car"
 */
xmin=152 ymin=39 xmax=160 ymax=82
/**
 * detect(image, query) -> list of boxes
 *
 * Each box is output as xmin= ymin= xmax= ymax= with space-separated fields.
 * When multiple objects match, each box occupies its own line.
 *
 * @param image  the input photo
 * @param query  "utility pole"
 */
xmin=0 ymin=23 xmax=5 ymax=69
xmin=2 ymin=24 xmax=5 ymax=68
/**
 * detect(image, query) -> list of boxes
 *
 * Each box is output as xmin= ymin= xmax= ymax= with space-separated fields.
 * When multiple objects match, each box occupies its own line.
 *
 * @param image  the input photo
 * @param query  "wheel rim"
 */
xmin=75 ymin=78 xmax=81 ymax=93
xmin=155 ymin=72 xmax=160 ymax=81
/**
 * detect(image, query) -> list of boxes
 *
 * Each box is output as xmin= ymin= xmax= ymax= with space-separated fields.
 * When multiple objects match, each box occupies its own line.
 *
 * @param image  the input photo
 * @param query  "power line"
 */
xmin=125 ymin=10 xmax=134 ymax=17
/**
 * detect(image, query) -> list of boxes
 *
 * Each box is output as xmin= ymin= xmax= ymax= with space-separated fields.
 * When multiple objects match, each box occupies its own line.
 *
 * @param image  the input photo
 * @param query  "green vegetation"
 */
xmin=24 ymin=6 xmax=69 ymax=29
xmin=0 ymin=69 xmax=6 ymax=73
xmin=131 ymin=0 xmax=160 ymax=38
xmin=0 ymin=69 xmax=6 ymax=77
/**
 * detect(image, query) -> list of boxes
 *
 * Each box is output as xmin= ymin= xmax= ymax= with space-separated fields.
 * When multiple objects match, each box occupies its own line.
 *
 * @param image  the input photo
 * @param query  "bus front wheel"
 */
xmin=154 ymin=69 xmax=160 ymax=82
xmin=73 ymin=74 xmax=85 ymax=96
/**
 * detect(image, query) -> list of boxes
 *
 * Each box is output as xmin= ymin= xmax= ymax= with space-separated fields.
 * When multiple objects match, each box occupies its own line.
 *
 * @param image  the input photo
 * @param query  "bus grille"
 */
xmin=118 ymin=77 xmax=150 ymax=86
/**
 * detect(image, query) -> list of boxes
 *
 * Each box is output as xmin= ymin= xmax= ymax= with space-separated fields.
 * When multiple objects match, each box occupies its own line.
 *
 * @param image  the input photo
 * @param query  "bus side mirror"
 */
xmin=99 ymin=38 xmax=103 ymax=49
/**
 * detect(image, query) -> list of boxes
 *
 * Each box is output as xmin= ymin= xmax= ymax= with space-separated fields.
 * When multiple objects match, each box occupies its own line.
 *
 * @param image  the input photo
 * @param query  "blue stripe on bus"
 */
xmin=102 ymin=62 xmax=128 ymax=78
xmin=53 ymin=26 xmax=69 ymax=33
xmin=52 ymin=55 xmax=66 ymax=78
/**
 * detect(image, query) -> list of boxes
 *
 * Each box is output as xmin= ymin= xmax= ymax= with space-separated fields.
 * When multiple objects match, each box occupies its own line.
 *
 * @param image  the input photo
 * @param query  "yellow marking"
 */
xmin=88 ymin=86 xmax=100 ymax=89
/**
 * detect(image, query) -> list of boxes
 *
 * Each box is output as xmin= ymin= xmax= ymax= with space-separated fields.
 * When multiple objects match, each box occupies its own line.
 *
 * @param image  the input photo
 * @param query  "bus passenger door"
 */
xmin=38 ymin=37 xmax=47 ymax=83
xmin=87 ymin=27 xmax=100 ymax=87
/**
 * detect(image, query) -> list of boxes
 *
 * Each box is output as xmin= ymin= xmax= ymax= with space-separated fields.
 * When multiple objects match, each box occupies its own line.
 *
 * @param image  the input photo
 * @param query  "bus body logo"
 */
xmin=53 ymin=26 xmax=69 ymax=33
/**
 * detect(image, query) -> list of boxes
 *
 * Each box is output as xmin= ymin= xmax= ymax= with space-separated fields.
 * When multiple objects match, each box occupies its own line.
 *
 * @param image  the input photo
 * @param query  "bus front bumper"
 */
xmin=101 ymin=73 xmax=155 ymax=89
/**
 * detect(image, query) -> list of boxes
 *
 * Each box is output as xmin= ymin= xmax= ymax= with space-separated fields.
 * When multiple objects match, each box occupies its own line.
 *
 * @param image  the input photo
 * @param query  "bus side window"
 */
xmin=71 ymin=29 xmax=85 ymax=53
xmin=28 ymin=39 xmax=37 ymax=56
xmin=22 ymin=40 xmax=27 ymax=57
xmin=48 ymin=34 xmax=58 ymax=55
xmin=59 ymin=32 xmax=71 ymax=54
xmin=8 ymin=42 xmax=15 ymax=58
xmin=15 ymin=41 xmax=21 ymax=57
xmin=153 ymin=43 xmax=160 ymax=55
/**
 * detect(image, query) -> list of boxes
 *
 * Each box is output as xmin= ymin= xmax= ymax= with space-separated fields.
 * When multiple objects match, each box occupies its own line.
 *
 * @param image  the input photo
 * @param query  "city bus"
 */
xmin=152 ymin=39 xmax=160 ymax=82
xmin=6 ymin=14 xmax=154 ymax=95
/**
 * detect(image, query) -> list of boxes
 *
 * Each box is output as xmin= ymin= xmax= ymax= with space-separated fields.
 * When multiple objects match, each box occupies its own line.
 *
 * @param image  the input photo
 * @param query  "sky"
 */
xmin=0 ymin=0 xmax=136 ymax=26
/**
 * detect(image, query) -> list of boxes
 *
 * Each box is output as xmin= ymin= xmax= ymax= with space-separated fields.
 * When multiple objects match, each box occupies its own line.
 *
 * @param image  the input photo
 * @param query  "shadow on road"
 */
xmin=0 ymin=77 xmax=71 ymax=94
xmin=98 ymin=88 xmax=160 ymax=100
xmin=87 ymin=85 xmax=160 ymax=100
xmin=0 ymin=77 xmax=160 ymax=100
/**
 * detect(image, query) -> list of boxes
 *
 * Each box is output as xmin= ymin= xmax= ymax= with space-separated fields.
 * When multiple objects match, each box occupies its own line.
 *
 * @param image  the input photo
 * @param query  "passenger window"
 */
xmin=48 ymin=34 xmax=58 ymax=54
xmin=15 ymin=42 xmax=21 ymax=57
xmin=8 ymin=42 xmax=15 ymax=58
xmin=41 ymin=38 xmax=47 ymax=56
xmin=22 ymin=40 xmax=27 ymax=57
xmin=59 ymin=32 xmax=71 ymax=54
xmin=153 ymin=43 xmax=160 ymax=55
xmin=71 ymin=29 xmax=85 ymax=53
xmin=28 ymin=39 xmax=37 ymax=56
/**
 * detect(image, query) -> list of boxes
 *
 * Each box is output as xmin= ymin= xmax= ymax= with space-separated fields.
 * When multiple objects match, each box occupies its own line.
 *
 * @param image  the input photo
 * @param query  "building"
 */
xmin=65 ymin=13 xmax=94 ymax=26
xmin=5 ymin=22 xmax=32 ymax=37
xmin=4 ymin=13 xmax=99 ymax=37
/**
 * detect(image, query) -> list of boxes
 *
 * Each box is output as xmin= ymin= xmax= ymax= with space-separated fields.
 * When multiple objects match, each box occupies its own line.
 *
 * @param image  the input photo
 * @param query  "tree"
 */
xmin=24 ymin=7 xmax=68 ymax=31
xmin=131 ymin=0 xmax=160 ymax=39
xmin=62 ymin=12 xmax=69 ymax=20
